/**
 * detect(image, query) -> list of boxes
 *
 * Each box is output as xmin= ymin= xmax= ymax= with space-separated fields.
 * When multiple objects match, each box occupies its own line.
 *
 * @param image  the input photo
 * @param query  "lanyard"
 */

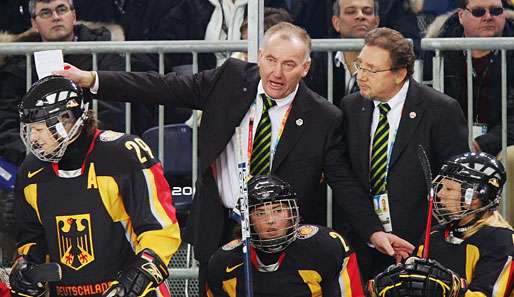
xmin=247 ymin=99 xmax=293 ymax=168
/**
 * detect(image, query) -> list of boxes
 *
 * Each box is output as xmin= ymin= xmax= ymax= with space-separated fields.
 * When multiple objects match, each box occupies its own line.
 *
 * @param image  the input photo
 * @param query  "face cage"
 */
xmin=20 ymin=107 xmax=88 ymax=163
xmin=249 ymin=199 xmax=300 ymax=254
xmin=432 ymin=175 xmax=497 ymax=225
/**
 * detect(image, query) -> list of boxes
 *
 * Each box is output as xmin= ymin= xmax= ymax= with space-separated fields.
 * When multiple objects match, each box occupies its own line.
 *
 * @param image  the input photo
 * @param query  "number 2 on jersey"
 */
xmin=125 ymin=138 xmax=155 ymax=163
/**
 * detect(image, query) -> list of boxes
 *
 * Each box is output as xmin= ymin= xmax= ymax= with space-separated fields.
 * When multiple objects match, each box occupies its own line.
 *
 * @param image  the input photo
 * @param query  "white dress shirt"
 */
xmin=369 ymin=80 xmax=410 ymax=167
xmin=214 ymin=81 xmax=297 ymax=208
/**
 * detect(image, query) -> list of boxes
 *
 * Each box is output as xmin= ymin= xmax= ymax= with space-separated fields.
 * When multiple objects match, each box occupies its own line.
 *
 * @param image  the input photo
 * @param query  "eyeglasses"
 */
xmin=465 ymin=6 xmax=504 ymax=17
xmin=34 ymin=4 xmax=72 ymax=19
xmin=353 ymin=61 xmax=395 ymax=75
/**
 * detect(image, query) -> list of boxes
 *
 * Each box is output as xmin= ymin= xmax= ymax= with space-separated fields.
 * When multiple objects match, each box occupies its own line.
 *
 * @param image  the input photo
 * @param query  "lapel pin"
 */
xmin=296 ymin=119 xmax=303 ymax=126
xmin=409 ymin=112 xmax=416 ymax=119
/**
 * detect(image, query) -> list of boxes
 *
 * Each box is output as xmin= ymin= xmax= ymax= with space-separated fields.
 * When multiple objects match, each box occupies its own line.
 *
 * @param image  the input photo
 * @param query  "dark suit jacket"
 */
xmin=95 ymin=58 xmax=380 ymax=263
xmin=339 ymin=79 xmax=469 ymax=247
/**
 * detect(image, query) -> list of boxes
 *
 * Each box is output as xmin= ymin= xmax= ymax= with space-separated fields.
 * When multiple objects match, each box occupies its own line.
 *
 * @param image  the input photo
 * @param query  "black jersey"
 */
xmin=417 ymin=222 xmax=514 ymax=297
xmin=206 ymin=225 xmax=365 ymax=297
xmin=15 ymin=130 xmax=181 ymax=297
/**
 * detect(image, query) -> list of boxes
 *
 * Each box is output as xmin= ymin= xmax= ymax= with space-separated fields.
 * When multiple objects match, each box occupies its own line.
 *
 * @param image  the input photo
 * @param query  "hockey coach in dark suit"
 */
xmin=57 ymin=22 xmax=414 ymax=295
xmin=339 ymin=27 xmax=469 ymax=281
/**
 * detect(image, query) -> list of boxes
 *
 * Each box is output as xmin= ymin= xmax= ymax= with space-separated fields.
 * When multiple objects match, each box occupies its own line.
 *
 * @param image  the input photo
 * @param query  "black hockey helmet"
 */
xmin=432 ymin=152 xmax=506 ymax=225
xmin=19 ymin=75 xmax=90 ymax=162
xmin=247 ymin=175 xmax=300 ymax=253
xmin=369 ymin=257 xmax=463 ymax=297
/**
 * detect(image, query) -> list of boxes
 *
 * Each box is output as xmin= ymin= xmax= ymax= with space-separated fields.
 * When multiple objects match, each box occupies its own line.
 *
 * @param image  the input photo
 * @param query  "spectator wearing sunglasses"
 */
xmin=423 ymin=0 xmax=514 ymax=220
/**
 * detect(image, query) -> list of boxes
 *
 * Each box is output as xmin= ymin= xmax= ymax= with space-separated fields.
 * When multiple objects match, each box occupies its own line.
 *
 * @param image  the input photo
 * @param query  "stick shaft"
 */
xmin=236 ymin=127 xmax=254 ymax=297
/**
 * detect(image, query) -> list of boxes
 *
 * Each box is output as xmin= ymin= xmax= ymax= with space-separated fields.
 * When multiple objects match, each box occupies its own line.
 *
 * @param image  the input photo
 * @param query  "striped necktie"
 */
xmin=370 ymin=103 xmax=391 ymax=195
xmin=250 ymin=95 xmax=276 ymax=176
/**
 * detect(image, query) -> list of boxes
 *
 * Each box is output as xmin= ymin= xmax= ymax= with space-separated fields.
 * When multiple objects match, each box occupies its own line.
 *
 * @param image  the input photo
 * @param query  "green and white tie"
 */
xmin=370 ymin=103 xmax=391 ymax=195
xmin=250 ymin=94 xmax=276 ymax=176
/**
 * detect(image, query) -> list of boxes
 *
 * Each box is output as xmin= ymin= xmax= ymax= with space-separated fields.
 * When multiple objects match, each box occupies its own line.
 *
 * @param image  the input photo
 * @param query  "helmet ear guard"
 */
xmin=432 ymin=152 xmax=506 ymax=225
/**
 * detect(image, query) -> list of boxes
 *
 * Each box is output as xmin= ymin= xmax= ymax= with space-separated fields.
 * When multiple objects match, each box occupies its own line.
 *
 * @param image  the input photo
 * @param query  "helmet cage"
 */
xmin=19 ymin=76 xmax=89 ymax=163
xmin=249 ymin=198 xmax=299 ymax=254
xmin=20 ymin=104 xmax=88 ymax=163
xmin=432 ymin=160 xmax=502 ymax=225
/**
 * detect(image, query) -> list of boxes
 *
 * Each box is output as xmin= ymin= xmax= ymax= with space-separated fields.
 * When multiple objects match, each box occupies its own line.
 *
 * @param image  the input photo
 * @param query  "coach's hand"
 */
xmin=53 ymin=63 xmax=96 ymax=89
xmin=370 ymin=231 xmax=414 ymax=262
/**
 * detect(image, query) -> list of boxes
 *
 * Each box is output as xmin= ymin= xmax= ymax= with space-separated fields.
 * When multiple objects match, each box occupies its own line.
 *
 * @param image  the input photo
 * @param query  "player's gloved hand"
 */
xmin=103 ymin=249 xmax=169 ymax=297
xmin=368 ymin=256 xmax=465 ymax=297
xmin=9 ymin=256 xmax=47 ymax=297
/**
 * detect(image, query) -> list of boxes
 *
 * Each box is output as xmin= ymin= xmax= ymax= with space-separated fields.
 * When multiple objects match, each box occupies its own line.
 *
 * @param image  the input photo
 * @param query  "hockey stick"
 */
xmin=236 ymin=127 xmax=254 ymax=297
xmin=416 ymin=145 xmax=434 ymax=259
xmin=26 ymin=263 xmax=62 ymax=283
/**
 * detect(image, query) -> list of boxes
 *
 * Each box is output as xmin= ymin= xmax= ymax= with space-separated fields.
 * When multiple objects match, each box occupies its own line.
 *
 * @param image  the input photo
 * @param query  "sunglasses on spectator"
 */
xmin=465 ymin=6 xmax=504 ymax=17
xmin=34 ymin=4 xmax=72 ymax=19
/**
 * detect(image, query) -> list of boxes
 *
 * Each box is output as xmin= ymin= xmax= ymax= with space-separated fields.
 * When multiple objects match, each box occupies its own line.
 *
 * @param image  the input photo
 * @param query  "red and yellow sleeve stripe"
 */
xmin=339 ymin=253 xmax=365 ymax=297
xmin=138 ymin=163 xmax=181 ymax=264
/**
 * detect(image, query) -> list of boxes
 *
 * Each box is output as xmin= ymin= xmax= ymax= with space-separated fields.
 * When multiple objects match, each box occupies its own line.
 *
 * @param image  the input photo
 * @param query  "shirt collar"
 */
xmin=257 ymin=80 xmax=298 ymax=108
xmin=335 ymin=50 xmax=353 ymax=70
xmin=373 ymin=80 xmax=410 ymax=110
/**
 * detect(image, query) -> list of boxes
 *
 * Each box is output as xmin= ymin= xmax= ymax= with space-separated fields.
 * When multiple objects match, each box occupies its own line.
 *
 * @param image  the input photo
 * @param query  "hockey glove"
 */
xmin=369 ymin=256 xmax=465 ymax=297
xmin=103 ymin=249 xmax=169 ymax=297
xmin=9 ymin=257 xmax=47 ymax=297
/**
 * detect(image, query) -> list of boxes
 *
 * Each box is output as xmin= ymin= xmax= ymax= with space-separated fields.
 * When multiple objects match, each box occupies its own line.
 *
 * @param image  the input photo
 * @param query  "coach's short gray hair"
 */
xmin=261 ymin=22 xmax=311 ymax=60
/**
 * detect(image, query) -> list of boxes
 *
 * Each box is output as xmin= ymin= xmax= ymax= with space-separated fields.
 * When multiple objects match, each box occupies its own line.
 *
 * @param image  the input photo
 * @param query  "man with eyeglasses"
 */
xmin=424 ymin=0 xmax=514 ymax=219
xmin=340 ymin=27 xmax=469 ymax=282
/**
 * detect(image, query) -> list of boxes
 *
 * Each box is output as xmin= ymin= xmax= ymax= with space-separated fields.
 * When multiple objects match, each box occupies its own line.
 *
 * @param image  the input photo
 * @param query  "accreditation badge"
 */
xmin=373 ymin=194 xmax=392 ymax=232
xmin=472 ymin=123 xmax=488 ymax=139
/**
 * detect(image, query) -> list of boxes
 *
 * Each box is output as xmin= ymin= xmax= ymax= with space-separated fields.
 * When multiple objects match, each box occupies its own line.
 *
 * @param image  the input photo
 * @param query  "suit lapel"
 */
xmin=201 ymin=67 xmax=259 ymax=172
xmin=356 ymin=98 xmax=373 ymax=182
xmin=271 ymin=82 xmax=313 ymax=171
xmin=389 ymin=80 xmax=425 ymax=168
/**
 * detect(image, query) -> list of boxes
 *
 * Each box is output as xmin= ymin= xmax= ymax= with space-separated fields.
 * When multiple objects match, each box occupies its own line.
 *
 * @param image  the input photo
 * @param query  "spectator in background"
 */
xmin=0 ymin=0 xmax=157 ymax=167
xmin=306 ymin=0 xmax=379 ymax=107
xmin=424 ymin=0 xmax=514 ymax=223
xmin=425 ymin=0 xmax=513 ymax=156
xmin=341 ymin=27 xmax=468 ymax=281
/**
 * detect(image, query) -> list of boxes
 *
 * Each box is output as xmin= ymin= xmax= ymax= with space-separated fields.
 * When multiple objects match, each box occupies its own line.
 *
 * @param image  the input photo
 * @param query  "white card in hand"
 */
xmin=34 ymin=49 xmax=64 ymax=79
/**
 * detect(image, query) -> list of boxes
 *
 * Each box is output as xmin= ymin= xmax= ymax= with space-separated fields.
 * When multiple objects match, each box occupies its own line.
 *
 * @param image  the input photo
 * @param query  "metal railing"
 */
xmin=1 ymin=37 xmax=513 ymax=294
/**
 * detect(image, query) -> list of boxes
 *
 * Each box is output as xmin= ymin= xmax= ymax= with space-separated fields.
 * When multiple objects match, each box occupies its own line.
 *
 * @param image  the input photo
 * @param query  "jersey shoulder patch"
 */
xmin=297 ymin=225 xmax=319 ymax=240
xmin=98 ymin=130 xmax=124 ymax=142
xmin=222 ymin=239 xmax=243 ymax=251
